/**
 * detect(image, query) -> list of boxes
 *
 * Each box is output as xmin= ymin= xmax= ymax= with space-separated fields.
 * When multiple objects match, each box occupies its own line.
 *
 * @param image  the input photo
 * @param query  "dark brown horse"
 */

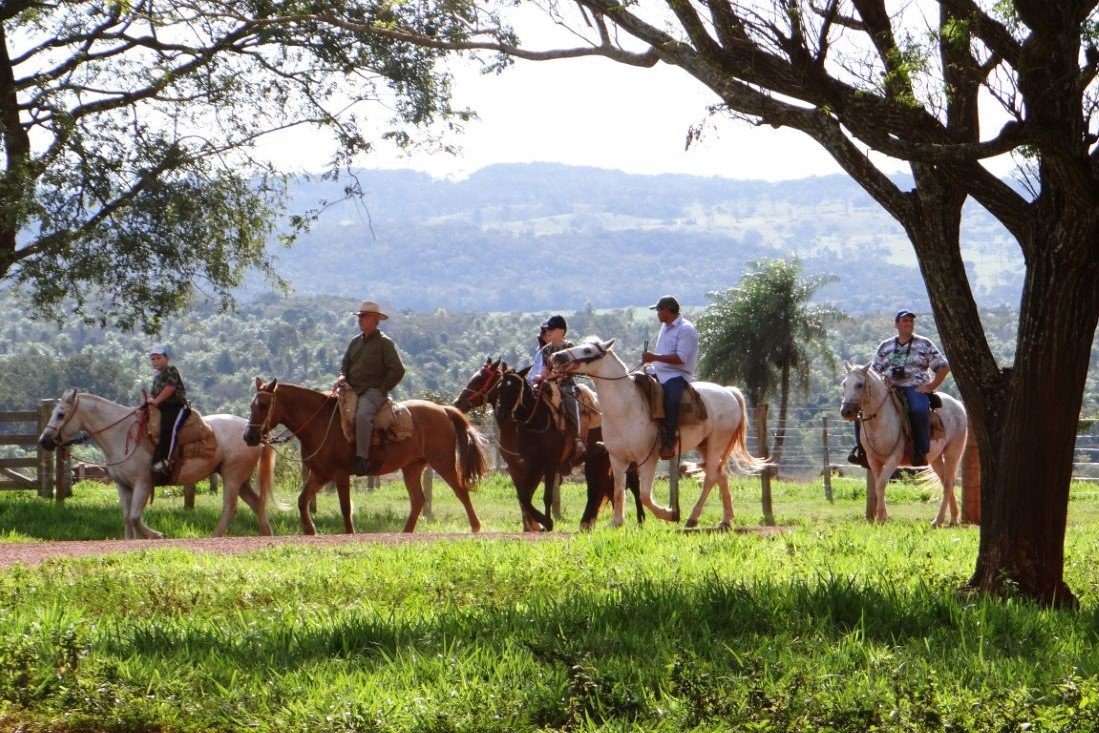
xmin=244 ymin=379 xmax=487 ymax=534
xmin=455 ymin=358 xmax=643 ymax=530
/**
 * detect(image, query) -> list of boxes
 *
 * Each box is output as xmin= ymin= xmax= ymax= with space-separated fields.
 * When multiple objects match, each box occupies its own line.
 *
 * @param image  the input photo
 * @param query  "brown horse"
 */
xmin=243 ymin=379 xmax=487 ymax=534
xmin=455 ymin=358 xmax=644 ymax=530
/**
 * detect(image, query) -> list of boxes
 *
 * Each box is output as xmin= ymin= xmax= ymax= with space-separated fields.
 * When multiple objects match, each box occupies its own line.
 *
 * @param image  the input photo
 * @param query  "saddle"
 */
xmin=890 ymin=389 xmax=946 ymax=461
xmin=337 ymin=387 xmax=415 ymax=445
xmin=630 ymin=373 xmax=708 ymax=427
xmin=145 ymin=405 xmax=217 ymax=483
xmin=539 ymin=381 xmax=600 ymax=435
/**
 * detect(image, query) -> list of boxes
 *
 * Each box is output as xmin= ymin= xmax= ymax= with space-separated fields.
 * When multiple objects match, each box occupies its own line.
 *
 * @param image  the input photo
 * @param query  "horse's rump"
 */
xmin=629 ymin=374 xmax=708 ymax=426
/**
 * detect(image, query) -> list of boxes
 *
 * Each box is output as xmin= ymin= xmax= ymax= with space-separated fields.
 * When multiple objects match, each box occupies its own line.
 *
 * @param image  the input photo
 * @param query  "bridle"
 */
xmin=248 ymin=386 xmax=337 ymax=462
xmin=457 ymin=362 xmax=503 ymax=408
xmin=845 ymin=370 xmax=903 ymax=458
xmin=44 ymin=391 xmax=148 ymax=466
xmin=552 ymin=341 xmax=638 ymax=381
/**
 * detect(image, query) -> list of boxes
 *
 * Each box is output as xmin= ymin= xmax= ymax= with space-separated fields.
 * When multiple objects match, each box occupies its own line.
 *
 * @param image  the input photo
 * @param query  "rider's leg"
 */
xmin=661 ymin=376 xmax=687 ymax=457
xmin=353 ymin=388 xmax=386 ymax=474
xmin=153 ymin=403 xmax=183 ymax=474
xmin=902 ymin=386 xmax=931 ymax=465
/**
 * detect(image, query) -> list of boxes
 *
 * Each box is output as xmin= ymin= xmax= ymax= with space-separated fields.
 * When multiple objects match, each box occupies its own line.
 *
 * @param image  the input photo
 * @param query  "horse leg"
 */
xmin=297 ymin=469 xmax=326 ymax=535
xmin=605 ymin=455 xmax=633 ymax=526
xmin=237 ymin=481 xmax=273 ymax=536
xmin=516 ymin=460 xmax=551 ymax=531
xmin=430 ymin=459 xmax=483 ymax=533
xmin=627 ymin=468 xmax=645 ymax=525
xmin=579 ymin=449 xmax=610 ymax=531
xmin=334 ymin=474 xmax=355 ymax=534
xmin=129 ymin=482 xmax=163 ymax=540
xmin=212 ymin=472 xmax=240 ymax=538
xmin=400 ymin=462 xmax=428 ymax=533
xmin=637 ymin=460 xmax=678 ymax=522
xmin=541 ymin=470 xmax=556 ymax=532
xmin=116 ymin=484 xmax=136 ymax=540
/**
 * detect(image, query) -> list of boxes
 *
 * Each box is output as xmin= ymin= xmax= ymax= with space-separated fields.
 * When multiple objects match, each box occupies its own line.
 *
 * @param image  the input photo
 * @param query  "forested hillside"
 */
xmin=261 ymin=164 xmax=1025 ymax=314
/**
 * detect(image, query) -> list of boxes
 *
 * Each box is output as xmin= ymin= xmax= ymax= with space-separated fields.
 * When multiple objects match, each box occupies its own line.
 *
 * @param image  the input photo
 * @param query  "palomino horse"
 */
xmin=38 ymin=390 xmax=276 ymax=539
xmin=455 ymin=357 xmax=644 ymax=530
xmin=839 ymin=362 xmax=968 ymax=525
xmin=551 ymin=338 xmax=768 ymax=528
xmin=243 ymin=379 xmax=487 ymax=534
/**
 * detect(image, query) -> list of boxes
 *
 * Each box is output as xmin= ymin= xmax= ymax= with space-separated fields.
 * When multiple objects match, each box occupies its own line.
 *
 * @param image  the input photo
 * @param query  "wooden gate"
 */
xmin=0 ymin=400 xmax=70 ymax=501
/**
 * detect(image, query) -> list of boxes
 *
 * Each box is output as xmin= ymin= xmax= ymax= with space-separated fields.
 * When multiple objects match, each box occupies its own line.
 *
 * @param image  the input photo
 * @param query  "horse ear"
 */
xmin=255 ymin=376 xmax=265 ymax=390
xmin=604 ymin=338 xmax=616 ymax=350
xmin=843 ymin=361 xmax=852 ymax=372
xmin=518 ymin=365 xmax=531 ymax=377
xmin=269 ymin=378 xmax=278 ymax=391
xmin=492 ymin=358 xmax=501 ymax=368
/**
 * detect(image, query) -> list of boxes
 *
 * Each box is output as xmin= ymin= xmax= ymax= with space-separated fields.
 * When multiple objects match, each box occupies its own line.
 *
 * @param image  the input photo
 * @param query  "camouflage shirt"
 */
xmin=871 ymin=334 xmax=948 ymax=387
xmin=151 ymin=365 xmax=188 ymax=406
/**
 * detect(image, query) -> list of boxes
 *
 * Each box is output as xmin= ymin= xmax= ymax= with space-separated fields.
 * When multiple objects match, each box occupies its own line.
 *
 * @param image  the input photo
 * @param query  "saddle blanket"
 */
xmin=146 ymin=405 xmax=217 ymax=463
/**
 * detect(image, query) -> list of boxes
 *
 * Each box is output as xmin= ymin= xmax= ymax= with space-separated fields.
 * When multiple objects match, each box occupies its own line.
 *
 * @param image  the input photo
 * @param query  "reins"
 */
xmin=251 ymin=386 xmax=340 ymax=463
xmin=49 ymin=392 xmax=149 ymax=468
xmin=855 ymin=376 xmax=905 ymax=458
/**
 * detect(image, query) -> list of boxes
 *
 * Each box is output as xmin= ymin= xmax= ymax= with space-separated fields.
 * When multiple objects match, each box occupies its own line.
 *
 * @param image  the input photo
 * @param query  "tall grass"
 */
xmin=3 ymin=475 xmax=1099 ymax=731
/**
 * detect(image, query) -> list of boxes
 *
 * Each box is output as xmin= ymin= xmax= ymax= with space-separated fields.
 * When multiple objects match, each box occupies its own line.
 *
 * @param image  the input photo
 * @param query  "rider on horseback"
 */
xmin=641 ymin=295 xmax=700 ymax=460
xmin=145 ymin=345 xmax=189 ymax=479
xmin=530 ymin=314 xmax=587 ymax=464
xmin=849 ymin=309 xmax=950 ymax=467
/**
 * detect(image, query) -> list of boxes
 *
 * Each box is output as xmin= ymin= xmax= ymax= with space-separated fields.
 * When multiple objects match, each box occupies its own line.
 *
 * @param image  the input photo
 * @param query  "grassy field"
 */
xmin=3 ymin=472 xmax=1099 ymax=732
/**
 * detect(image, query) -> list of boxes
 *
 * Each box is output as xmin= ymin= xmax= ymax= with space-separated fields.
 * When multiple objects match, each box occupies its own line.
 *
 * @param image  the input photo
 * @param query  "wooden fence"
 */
xmin=0 ymin=400 xmax=70 ymax=501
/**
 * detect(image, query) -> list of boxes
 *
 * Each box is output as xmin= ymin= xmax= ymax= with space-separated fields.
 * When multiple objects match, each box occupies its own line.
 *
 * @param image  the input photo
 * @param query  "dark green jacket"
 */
xmin=340 ymin=330 xmax=405 ymax=394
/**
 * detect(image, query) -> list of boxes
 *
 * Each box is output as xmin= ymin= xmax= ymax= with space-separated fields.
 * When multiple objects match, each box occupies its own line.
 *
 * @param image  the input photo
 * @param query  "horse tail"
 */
xmin=446 ymin=406 xmax=489 ymax=489
xmin=722 ymin=387 xmax=771 ymax=475
xmin=258 ymin=443 xmax=276 ymax=509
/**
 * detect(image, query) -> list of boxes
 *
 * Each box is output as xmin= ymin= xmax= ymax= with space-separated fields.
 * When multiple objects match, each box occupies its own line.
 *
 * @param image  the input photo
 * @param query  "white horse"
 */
xmin=38 ymin=390 xmax=276 ymax=539
xmin=839 ymin=362 xmax=968 ymax=525
xmin=551 ymin=338 xmax=768 ymax=528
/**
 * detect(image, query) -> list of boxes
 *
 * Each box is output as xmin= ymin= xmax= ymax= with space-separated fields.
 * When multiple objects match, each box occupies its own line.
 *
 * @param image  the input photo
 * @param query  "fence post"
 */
xmin=755 ymin=404 xmax=774 ymax=526
xmin=961 ymin=427 xmax=981 ymax=524
xmin=38 ymin=400 xmax=54 ymax=499
xmin=821 ymin=416 xmax=833 ymax=503
xmin=552 ymin=473 xmax=563 ymax=520
xmin=55 ymin=446 xmax=71 ymax=502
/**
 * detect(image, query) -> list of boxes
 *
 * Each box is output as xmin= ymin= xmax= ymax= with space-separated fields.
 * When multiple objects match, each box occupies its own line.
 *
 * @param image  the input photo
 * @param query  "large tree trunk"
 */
xmin=964 ymin=236 xmax=1099 ymax=608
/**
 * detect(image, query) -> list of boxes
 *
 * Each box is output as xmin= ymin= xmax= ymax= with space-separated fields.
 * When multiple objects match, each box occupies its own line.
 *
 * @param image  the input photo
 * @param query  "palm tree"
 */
xmin=698 ymin=258 xmax=847 ymax=476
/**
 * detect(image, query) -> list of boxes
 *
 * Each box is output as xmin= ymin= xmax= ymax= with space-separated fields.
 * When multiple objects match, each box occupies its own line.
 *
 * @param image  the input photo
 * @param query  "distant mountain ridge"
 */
xmin=255 ymin=163 xmax=1023 ymax=314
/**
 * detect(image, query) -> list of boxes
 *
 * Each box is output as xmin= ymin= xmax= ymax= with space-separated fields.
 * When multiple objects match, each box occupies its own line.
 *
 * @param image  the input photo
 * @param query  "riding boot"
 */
xmin=847 ymin=445 xmax=869 ymax=468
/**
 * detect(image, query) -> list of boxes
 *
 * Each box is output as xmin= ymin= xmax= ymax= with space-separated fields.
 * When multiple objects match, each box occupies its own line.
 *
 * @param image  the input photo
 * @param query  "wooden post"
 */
xmin=865 ymin=466 xmax=876 ymax=521
xmin=38 ymin=400 xmax=55 ymax=499
xmin=183 ymin=484 xmax=196 ymax=509
xmin=54 ymin=446 xmax=71 ymax=502
xmin=552 ymin=473 xmax=563 ymax=520
xmin=668 ymin=453 xmax=680 ymax=520
xmin=756 ymin=404 xmax=774 ymax=526
xmin=961 ymin=427 xmax=981 ymax=524
xmin=822 ymin=416 xmax=833 ymax=503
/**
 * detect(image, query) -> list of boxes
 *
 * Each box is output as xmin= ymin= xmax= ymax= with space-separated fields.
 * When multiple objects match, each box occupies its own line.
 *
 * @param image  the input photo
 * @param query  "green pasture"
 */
xmin=3 ymin=473 xmax=1099 ymax=732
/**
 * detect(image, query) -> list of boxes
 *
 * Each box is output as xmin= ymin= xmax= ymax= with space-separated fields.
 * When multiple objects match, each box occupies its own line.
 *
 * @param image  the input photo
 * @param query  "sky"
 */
xmin=259 ymin=53 xmax=864 ymax=182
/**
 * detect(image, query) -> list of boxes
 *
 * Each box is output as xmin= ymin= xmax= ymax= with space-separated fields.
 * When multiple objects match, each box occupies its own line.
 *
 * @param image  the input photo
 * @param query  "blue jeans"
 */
xmin=853 ymin=386 xmax=930 ymax=454
xmin=662 ymin=376 xmax=688 ymax=443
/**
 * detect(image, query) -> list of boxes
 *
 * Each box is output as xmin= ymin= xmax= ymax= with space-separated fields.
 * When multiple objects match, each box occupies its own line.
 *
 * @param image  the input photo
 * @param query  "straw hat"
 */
xmin=351 ymin=300 xmax=388 ymax=320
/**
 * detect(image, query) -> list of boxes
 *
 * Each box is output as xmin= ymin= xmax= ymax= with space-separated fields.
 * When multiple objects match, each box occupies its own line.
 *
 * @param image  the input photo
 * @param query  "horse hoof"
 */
xmin=684 ymin=518 xmax=698 ymax=529
xmin=670 ymin=511 xmax=681 ymax=523
xmin=717 ymin=521 xmax=732 ymax=532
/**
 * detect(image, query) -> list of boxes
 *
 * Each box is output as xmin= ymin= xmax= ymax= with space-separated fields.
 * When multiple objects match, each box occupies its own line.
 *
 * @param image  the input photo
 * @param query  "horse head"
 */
xmin=38 ymin=388 xmax=82 ymax=450
xmin=454 ymin=357 xmax=504 ymax=412
xmin=243 ymin=378 xmax=279 ymax=446
xmin=550 ymin=337 xmax=616 ymax=376
xmin=839 ymin=362 xmax=879 ymax=421
xmin=496 ymin=369 xmax=536 ymax=422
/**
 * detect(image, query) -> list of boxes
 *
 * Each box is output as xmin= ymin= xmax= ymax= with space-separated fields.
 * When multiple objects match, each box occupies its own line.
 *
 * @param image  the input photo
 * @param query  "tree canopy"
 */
xmin=0 ymin=0 xmax=475 ymax=331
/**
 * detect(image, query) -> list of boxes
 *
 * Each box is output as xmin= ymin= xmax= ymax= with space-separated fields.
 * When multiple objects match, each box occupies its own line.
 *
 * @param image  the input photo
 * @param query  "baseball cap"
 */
xmin=649 ymin=295 xmax=680 ymax=313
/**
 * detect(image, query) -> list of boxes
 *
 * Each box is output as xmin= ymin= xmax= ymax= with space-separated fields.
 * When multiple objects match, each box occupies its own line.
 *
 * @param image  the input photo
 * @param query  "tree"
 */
xmin=0 ymin=0 xmax=473 ymax=332
xmin=310 ymin=1 xmax=1099 ymax=606
xmin=697 ymin=258 xmax=846 ymax=478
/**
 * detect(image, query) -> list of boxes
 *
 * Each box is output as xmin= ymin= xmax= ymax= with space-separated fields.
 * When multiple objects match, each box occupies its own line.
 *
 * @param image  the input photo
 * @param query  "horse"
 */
xmin=243 ymin=379 xmax=486 ymax=534
xmin=550 ymin=338 xmax=769 ymax=528
xmin=455 ymin=357 xmax=644 ymax=530
xmin=38 ymin=390 xmax=276 ymax=539
xmin=839 ymin=362 xmax=968 ymax=525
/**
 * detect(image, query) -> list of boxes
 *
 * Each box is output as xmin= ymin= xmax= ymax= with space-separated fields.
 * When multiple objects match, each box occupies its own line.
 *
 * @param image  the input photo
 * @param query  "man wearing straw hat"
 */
xmin=337 ymin=300 xmax=406 ymax=476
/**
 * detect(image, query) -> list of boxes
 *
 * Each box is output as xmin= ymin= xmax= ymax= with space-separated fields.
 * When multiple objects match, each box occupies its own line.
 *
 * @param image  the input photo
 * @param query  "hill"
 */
xmin=257 ymin=163 xmax=1024 ymax=314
